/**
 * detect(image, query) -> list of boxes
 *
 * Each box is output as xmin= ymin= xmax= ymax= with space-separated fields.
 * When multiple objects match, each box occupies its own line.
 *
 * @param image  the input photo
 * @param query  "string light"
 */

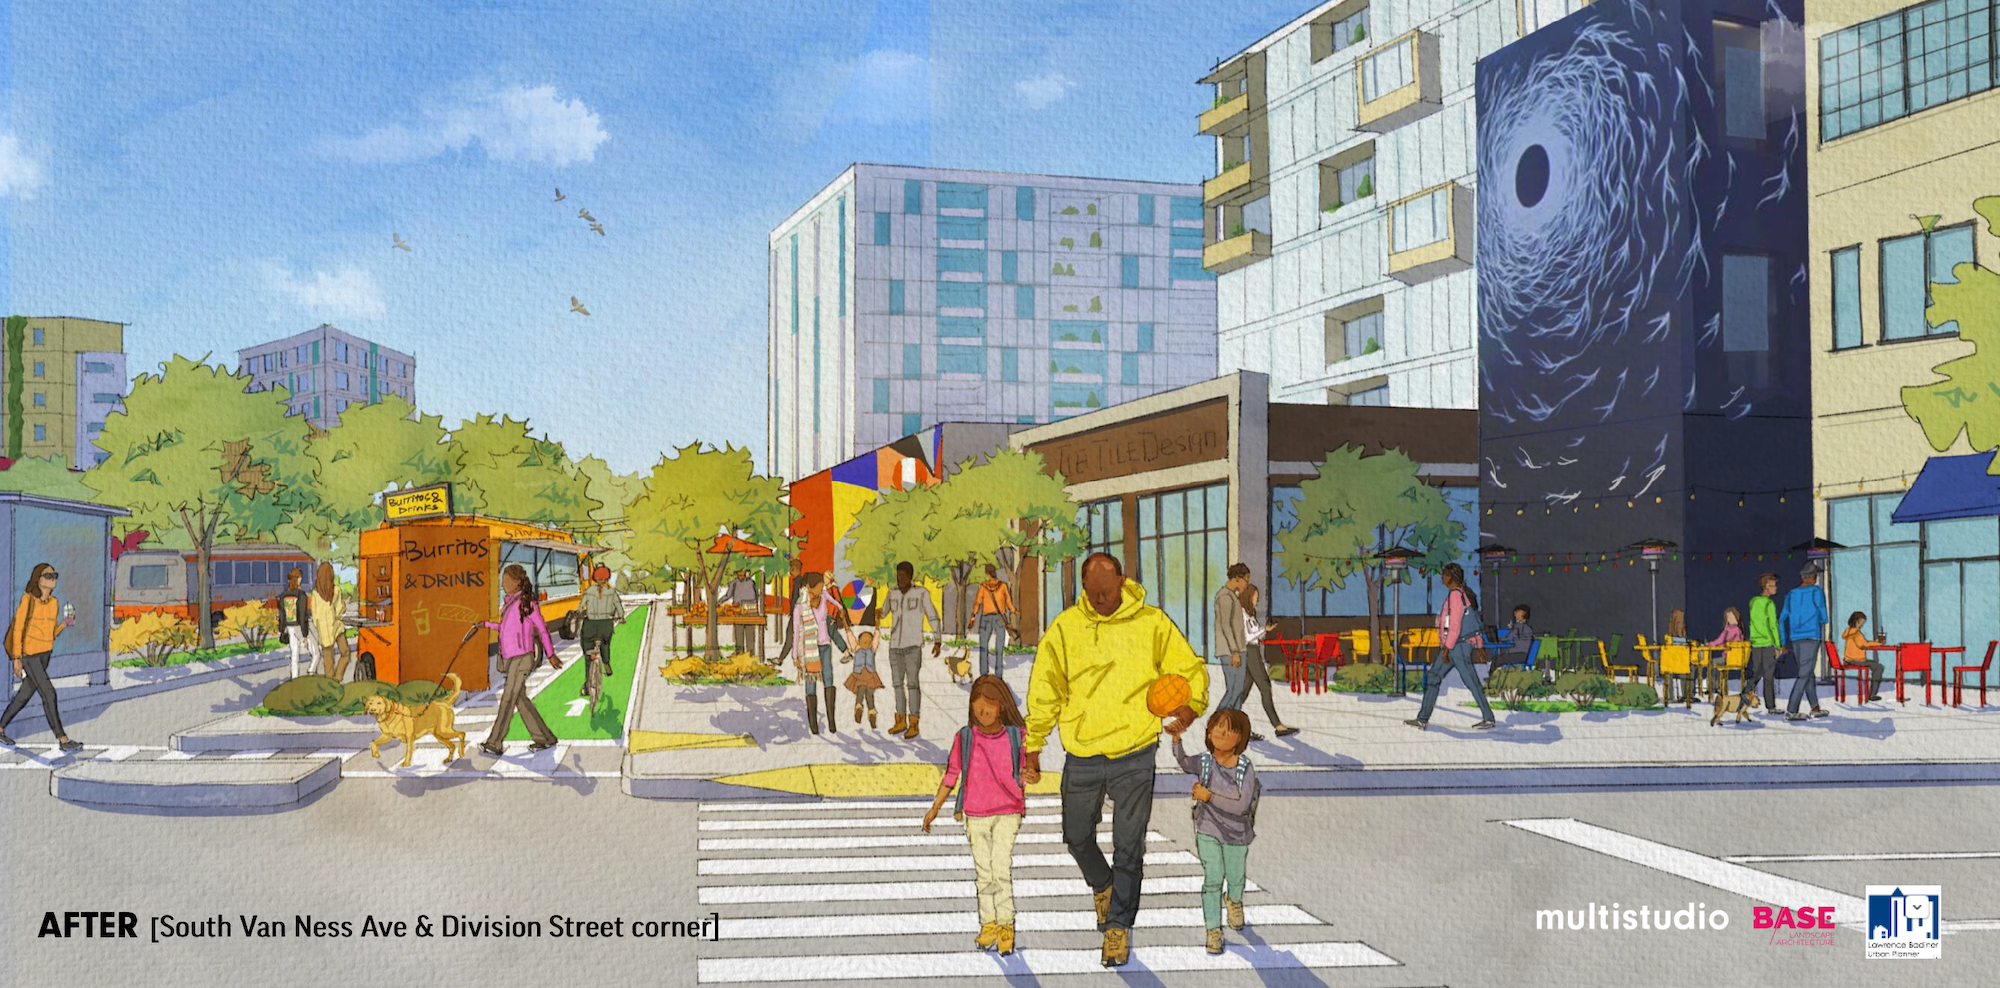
xmin=1737 ymin=494 xmax=1745 ymax=508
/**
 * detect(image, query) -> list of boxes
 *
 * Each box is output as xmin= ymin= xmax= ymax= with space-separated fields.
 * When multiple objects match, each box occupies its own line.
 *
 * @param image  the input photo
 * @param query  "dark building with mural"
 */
xmin=1476 ymin=1 xmax=1812 ymax=647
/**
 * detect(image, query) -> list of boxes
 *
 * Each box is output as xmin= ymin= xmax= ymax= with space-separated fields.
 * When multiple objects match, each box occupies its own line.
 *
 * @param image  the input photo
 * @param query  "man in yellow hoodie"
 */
xmin=1024 ymin=552 xmax=1205 ymax=967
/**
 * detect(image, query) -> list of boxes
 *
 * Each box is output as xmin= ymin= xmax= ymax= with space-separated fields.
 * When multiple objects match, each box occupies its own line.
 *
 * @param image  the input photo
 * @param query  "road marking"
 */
xmin=341 ymin=768 xmax=622 ymax=779
xmin=718 ymin=904 xmax=1322 ymax=940
xmin=698 ymin=875 xmax=1262 ymax=906
xmin=158 ymin=751 xmax=196 ymax=761
xmin=700 ymin=796 xmax=1066 ymax=813
xmin=699 ymin=831 xmax=1166 ymax=853
xmin=566 ymin=699 xmax=590 ymax=717
xmin=699 ymin=813 xmax=1068 ymax=832
xmin=91 ymin=746 xmax=141 ymax=762
xmin=699 ymin=849 xmax=1201 ymax=876
xmin=1726 ymin=851 xmax=2000 ymax=864
xmin=697 ymin=941 xmax=1396 ymax=983
xmin=225 ymin=749 xmax=280 ymax=760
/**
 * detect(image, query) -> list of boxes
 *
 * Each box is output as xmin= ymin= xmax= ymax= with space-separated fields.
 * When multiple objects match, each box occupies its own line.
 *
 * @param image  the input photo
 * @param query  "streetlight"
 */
xmin=1476 ymin=543 xmax=1514 ymax=640
xmin=1375 ymin=546 xmax=1422 ymax=695
xmin=1793 ymin=538 xmax=1847 ymax=683
xmin=1625 ymin=539 xmax=1677 ymax=644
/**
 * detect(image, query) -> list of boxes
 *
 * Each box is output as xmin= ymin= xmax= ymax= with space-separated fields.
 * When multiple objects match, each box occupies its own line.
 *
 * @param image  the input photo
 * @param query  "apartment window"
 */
xmin=311 ymin=342 xmax=320 ymax=363
xmin=838 ymin=196 xmax=847 ymax=317
xmin=938 ymin=283 xmax=985 ymax=310
xmin=938 ymin=216 xmax=986 ymax=241
xmin=94 ymin=392 xmax=120 ymax=403
xmin=1390 ymin=186 xmax=1451 ymax=252
xmin=1121 ymin=255 xmax=1140 ymax=288
xmin=937 ymin=248 xmax=984 ymax=274
xmin=86 ymin=361 xmax=111 ymax=373
xmin=938 ymin=317 xmax=985 ymax=338
xmin=1138 ymin=324 xmax=1155 ymax=351
xmin=336 ymin=341 xmax=346 ymax=362
xmin=1820 ymin=2 xmax=1997 ymax=141
xmin=33 ymin=425 xmax=45 ymax=442
xmin=889 ymin=280 xmax=906 ymax=315
xmin=1832 ymin=246 xmax=1864 ymax=349
xmin=873 ymin=212 xmax=891 ymax=246
xmin=938 ymin=346 xmax=984 ymax=377
xmin=1721 ymin=254 xmax=1772 ymax=352
xmin=1171 ymin=227 xmax=1204 ymax=250
xmin=902 ymin=413 xmax=923 ymax=436
xmin=1319 ymin=150 xmax=1377 ymax=212
xmin=31 ymin=361 xmax=43 ymax=378
xmin=1312 ymin=3 xmax=1371 ymax=61
xmin=336 ymin=371 xmax=350 ymax=389
xmin=32 ymin=393 xmax=45 ymax=407
xmin=1002 ymin=348 xmax=1019 ymax=382
xmin=1348 ymin=384 xmax=1390 ymax=406
xmin=1361 ymin=38 xmax=1414 ymax=102
xmin=1881 ymin=223 xmax=1976 ymax=340
xmin=1170 ymin=257 xmax=1216 ymax=281
xmin=1338 ymin=310 xmax=1384 ymax=359
xmin=1016 ymin=187 xmax=1035 ymax=221
xmin=904 ymin=343 xmax=922 ymax=380
xmin=1138 ymin=195 xmax=1155 ymax=226
xmin=1170 ymin=197 xmax=1204 ymax=222
xmin=874 ymin=379 xmax=890 ymax=413
xmin=1715 ymin=19 xmax=1767 ymax=140
xmin=279 ymin=352 xmax=288 ymax=369
xmin=1520 ymin=0 xmax=1591 ymax=37
xmin=1017 ymin=285 xmax=1035 ymax=319
xmin=338 ymin=399 xmax=349 ymax=413
xmin=1121 ymin=353 xmax=1140 ymax=386
xmin=87 ymin=422 xmax=102 ymax=434
xmin=1001 ymin=251 xmax=1018 ymax=282
xmin=32 ymin=329 xmax=44 ymax=345
xmin=904 ymin=179 xmax=923 ymax=214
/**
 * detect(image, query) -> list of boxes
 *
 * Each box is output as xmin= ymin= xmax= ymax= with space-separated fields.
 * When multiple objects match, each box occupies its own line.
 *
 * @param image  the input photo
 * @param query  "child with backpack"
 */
xmin=1171 ymin=707 xmax=1260 ymax=955
xmin=922 ymin=674 xmax=1030 ymax=956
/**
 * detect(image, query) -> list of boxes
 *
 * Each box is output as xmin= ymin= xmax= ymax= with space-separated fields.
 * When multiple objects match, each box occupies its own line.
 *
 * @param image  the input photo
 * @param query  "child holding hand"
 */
xmin=1171 ymin=707 xmax=1260 ymax=955
xmin=922 ymin=675 xmax=1034 ymax=956
xmin=843 ymin=630 xmax=885 ymax=728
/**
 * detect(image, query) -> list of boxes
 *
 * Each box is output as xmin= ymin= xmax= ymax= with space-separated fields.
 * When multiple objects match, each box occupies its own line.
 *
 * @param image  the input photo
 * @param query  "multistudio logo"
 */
xmin=1866 ymin=886 xmax=1941 ymax=960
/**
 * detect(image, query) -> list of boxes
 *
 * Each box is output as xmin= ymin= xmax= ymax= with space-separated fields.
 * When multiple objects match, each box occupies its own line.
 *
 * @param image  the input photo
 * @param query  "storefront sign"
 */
xmin=1035 ymin=400 xmax=1229 ymax=485
xmin=383 ymin=483 xmax=453 ymax=521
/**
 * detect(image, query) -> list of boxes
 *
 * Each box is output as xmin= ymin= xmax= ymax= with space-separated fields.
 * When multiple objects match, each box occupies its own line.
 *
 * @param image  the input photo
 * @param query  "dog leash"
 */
xmin=413 ymin=632 xmax=477 ymax=719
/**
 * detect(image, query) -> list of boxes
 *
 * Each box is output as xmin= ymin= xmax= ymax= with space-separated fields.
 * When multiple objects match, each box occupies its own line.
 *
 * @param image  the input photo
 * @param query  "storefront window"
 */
xmin=1825 ymin=492 xmax=1998 ymax=665
xmin=1043 ymin=498 xmax=1121 ymax=622
xmin=1269 ymin=485 xmax=1481 ymax=621
xmin=1134 ymin=485 xmax=1228 ymax=652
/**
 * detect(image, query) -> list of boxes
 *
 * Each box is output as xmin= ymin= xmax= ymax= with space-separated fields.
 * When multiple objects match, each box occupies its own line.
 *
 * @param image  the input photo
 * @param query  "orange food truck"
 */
xmin=354 ymin=483 xmax=597 ymax=691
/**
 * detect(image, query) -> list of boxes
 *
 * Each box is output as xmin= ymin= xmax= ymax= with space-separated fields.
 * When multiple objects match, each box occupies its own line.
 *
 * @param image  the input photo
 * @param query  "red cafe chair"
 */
xmin=1952 ymin=641 xmax=1996 ymax=708
xmin=1826 ymin=640 xmax=1875 ymax=704
xmin=1894 ymin=642 xmax=1934 ymax=705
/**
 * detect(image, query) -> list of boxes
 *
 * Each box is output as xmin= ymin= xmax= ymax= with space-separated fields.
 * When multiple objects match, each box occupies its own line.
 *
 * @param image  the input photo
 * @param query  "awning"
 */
xmin=708 ymin=534 xmax=774 ymax=557
xmin=511 ymin=538 xmax=602 ymax=555
xmin=1891 ymin=453 xmax=2000 ymax=524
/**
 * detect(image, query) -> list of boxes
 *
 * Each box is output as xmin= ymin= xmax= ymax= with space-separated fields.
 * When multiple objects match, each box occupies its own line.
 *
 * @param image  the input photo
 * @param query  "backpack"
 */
xmin=953 ymin=725 xmax=1024 ymax=821
xmin=1196 ymin=752 xmax=1261 ymax=834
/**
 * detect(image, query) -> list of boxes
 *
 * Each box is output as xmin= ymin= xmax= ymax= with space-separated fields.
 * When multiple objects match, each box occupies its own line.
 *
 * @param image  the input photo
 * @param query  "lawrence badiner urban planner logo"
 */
xmin=1866 ymin=885 xmax=1940 ymax=960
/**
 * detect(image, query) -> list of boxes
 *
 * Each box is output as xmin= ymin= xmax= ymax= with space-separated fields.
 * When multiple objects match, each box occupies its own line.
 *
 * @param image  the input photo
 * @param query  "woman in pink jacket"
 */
xmin=467 ymin=564 xmax=563 ymax=757
xmin=1407 ymin=562 xmax=1497 ymax=731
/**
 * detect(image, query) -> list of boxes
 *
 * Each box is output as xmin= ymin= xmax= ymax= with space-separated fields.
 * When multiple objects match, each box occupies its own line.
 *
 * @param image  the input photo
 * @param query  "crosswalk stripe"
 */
xmin=90 ymin=746 xmax=142 ymax=762
xmin=158 ymin=750 xmax=196 ymax=761
xmin=226 ymin=749 xmax=280 ymax=760
xmin=718 ymin=904 xmax=1321 ymax=941
xmin=699 ymin=850 xmax=1200 ymax=876
xmin=699 ymin=832 xmax=1167 ymax=853
xmin=699 ymin=796 xmax=1066 ymax=814
xmin=700 ymin=813 xmax=1067 ymax=832
xmin=699 ymin=875 xmax=1262 ymax=906
xmin=696 ymin=941 xmax=1397 ymax=983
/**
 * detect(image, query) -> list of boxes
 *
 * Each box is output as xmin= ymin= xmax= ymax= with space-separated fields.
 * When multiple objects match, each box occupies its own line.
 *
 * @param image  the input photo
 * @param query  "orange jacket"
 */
xmin=7 ymin=593 xmax=65 ymax=658
xmin=970 ymin=580 xmax=1014 ymax=621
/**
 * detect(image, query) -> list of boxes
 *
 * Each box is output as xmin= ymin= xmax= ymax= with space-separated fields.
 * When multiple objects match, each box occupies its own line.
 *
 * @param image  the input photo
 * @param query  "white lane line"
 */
xmin=700 ymin=813 xmax=1068 ymax=832
xmin=697 ymin=941 xmax=1397 ymax=983
xmin=698 ymin=831 xmax=1166 ymax=853
xmin=700 ymin=796 xmax=1066 ymax=813
xmin=700 ymin=850 xmax=1201 ymax=876
xmin=699 ymin=875 xmax=1262 ymax=906
xmin=719 ymin=904 xmax=1323 ymax=940
xmin=225 ymin=749 xmax=280 ymax=760
xmin=310 ymin=749 xmax=359 ymax=760
xmin=1726 ymin=851 xmax=2000 ymax=864
xmin=341 ymin=769 xmax=622 ymax=779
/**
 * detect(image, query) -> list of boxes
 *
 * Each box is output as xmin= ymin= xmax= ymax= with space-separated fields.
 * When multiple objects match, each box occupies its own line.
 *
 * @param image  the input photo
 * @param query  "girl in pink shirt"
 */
xmin=923 ymin=675 xmax=1030 ymax=956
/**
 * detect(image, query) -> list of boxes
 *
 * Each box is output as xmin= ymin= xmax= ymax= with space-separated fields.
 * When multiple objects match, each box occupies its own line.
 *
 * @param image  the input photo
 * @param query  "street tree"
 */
xmin=1903 ymin=196 xmax=2000 ymax=470
xmin=89 ymin=357 xmax=315 ymax=649
xmin=1273 ymin=445 xmax=1466 ymax=658
xmin=0 ymin=456 xmax=97 ymax=501
xmin=625 ymin=443 xmax=796 ymax=660
xmin=844 ymin=483 xmax=941 ymax=610
xmin=305 ymin=394 xmax=461 ymax=562
xmin=575 ymin=455 xmax=646 ymax=581
xmin=925 ymin=448 xmax=1083 ymax=615
xmin=451 ymin=413 xmax=598 ymax=526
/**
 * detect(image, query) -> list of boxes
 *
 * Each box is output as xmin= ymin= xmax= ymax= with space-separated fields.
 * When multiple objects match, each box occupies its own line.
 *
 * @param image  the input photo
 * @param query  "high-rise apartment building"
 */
xmin=768 ymin=164 xmax=1220 ymax=483
xmin=1 ymin=315 xmax=128 ymax=468
xmin=237 ymin=324 xmax=416 ymax=430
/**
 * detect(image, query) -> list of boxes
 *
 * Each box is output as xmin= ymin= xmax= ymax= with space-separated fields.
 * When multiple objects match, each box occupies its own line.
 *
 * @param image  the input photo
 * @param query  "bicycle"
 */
xmin=580 ymin=635 xmax=609 ymax=714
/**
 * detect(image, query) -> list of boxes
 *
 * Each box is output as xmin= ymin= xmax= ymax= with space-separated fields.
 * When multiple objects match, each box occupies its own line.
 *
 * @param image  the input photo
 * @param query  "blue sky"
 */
xmin=1 ymin=0 xmax=1302 ymax=474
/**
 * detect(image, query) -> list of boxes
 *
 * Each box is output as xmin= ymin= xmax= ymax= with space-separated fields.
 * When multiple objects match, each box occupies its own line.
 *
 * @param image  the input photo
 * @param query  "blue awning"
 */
xmin=1891 ymin=453 xmax=2000 ymax=524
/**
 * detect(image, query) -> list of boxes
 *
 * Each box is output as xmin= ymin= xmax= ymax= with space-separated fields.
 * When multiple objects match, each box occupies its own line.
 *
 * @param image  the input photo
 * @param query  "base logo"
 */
xmin=1866 ymin=886 xmax=1940 ymax=959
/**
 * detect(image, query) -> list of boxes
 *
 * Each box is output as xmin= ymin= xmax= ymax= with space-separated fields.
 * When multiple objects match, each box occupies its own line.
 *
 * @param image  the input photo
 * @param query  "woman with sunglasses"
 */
xmin=1 ymin=563 xmax=84 ymax=750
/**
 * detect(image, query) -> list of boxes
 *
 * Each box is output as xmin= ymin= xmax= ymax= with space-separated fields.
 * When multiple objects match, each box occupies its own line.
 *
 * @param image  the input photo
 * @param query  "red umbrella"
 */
xmin=708 ymin=534 xmax=774 ymax=557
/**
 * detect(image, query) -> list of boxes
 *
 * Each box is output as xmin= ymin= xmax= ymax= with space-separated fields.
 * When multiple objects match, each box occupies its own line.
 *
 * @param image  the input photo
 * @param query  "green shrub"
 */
xmin=396 ymin=679 xmax=452 ymax=705
xmin=262 ymin=675 xmax=343 ymax=715
xmin=1332 ymin=662 xmax=1394 ymax=693
xmin=1488 ymin=667 xmax=1549 ymax=709
xmin=1554 ymin=672 xmax=1615 ymax=710
xmin=1608 ymin=682 xmax=1660 ymax=708
xmin=332 ymin=680 xmax=399 ymax=716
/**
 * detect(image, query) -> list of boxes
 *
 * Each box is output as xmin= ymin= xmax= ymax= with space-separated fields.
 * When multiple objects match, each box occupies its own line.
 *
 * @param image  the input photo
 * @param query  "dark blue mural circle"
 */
xmin=1514 ymin=144 xmax=1550 ymax=208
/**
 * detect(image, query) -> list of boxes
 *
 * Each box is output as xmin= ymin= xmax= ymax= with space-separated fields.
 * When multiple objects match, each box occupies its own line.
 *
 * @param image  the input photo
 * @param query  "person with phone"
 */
xmin=1 ymin=563 xmax=84 ymax=750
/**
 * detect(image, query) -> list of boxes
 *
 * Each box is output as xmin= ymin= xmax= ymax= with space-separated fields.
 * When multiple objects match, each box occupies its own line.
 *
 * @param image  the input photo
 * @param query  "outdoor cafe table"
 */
xmin=1553 ymin=637 xmax=1598 ymax=673
xmin=1265 ymin=637 xmax=1320 ymax=693
xmin=667 ymin=608 xmax=769 ymax=656
xmin=1867 ymin=643 xmax=1961 ymax=704
xmin=1631 ymin=643 xmax=1725 ymax=705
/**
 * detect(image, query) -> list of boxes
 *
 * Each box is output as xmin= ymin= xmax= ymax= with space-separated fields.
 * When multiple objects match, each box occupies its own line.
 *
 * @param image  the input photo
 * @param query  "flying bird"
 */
xmin=570 ymin=296 xmax=590 ymax=316
xmin=393 ymin=232 xmax=412 ymax=251
xmin=554 ymin=187 xmax=566 ymax=201
xmin=578 ymin=208 xmax=596 ymax=222
xmin=589 ymin=222 xmax=605 ymax=236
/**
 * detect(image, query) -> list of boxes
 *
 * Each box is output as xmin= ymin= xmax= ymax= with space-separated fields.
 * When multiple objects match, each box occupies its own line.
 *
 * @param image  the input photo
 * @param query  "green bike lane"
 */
xmin=504 ymin=604 xmax=649 ymax=741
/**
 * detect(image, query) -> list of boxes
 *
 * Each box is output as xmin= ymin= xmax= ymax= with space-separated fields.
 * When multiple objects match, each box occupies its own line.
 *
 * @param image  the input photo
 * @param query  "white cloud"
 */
xmin=767 ymin=50 xmax=930 ymax=135
xmin=0 ymin=133 xmax=48 ymax=198
xmin=1013 ymin=72 xmax=1075 ymax=110
xmin=323 ymin=83 xmax=609 ymax=166
xmin=263 ymin=264 xmax=386 ymax=319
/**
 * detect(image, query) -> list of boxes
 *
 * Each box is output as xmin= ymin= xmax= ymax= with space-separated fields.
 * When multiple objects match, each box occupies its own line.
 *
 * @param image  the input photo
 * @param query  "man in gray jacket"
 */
xmin=882 ymin=561 xmax=942 ymax=739
xmin=727 ymin=569 xmax=760 ymax=655
xmin=1212 ymin=564 xmax=1252 ymax=712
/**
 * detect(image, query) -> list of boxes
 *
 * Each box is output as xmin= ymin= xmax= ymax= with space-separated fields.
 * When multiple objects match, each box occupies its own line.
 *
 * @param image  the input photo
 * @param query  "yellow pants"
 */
xmin=965 ymin=812 xmax=1023 ymax=925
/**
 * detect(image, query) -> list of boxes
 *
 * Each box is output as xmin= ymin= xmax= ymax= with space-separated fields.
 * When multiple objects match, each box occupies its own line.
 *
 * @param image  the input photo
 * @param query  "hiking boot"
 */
xmin=1404 ymin=719 xmax=1428 ymax=730
xmin=1101 ymin=926 xmax=1130 ymax=967
xmin=1093 ymin=884 xmax=1113 ymax=929
xmin=902 ymin=715 xmax=920 ymax=740
xmin=1206 ymin=927 xmax=1224 ymax=954
xmin=890 ymin=713 xmax=908 ymax=734
xmin=854 ymin=703 xmax=863 ymax=724
xmin=996 ymin=924 xmax=1015 ymax=956
xmin=1225 ymin=895 xmax=1245 ymax=930
xmin=869 ymin=710 xmax=878 ymax=728
xmin=975 ymin=922 xmax=1001 ymax=950
xmin=824 ymin=688 xmax=840 ymax=733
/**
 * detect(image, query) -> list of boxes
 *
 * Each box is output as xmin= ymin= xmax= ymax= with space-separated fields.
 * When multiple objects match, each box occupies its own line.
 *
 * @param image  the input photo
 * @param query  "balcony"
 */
xmin=1199 ymin=92 xmax=1249 ymax=136
xmin=1204 ymin=160 xmax=1253 ymax=204
xmin=1203 ymin=229 xmax=1271 ymax=275
xmin=1355 ymin=30 xmax=1441 ymax=133
xmin=1386 ymin=182 xmax=1472 ymax=283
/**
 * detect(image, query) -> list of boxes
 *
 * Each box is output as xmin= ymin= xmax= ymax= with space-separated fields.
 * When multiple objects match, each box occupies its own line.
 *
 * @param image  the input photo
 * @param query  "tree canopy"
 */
xmin=1903 ymin=196 xmax=2000 ymax=472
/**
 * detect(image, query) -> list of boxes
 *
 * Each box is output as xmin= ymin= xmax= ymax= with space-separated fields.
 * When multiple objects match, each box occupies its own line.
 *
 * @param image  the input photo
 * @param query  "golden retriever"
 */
xmin=1710 ymin=690 xmax=1761 ymax=726
xmin=363 ymin=673 xmax=466 ymax=766
xmin=944 ymin=649 xmax=972 ymax=685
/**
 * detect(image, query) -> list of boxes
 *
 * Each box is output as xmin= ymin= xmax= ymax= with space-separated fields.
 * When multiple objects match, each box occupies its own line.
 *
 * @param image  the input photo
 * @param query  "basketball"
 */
xmin=1147 ymin=673 xmax=1191 ymax=717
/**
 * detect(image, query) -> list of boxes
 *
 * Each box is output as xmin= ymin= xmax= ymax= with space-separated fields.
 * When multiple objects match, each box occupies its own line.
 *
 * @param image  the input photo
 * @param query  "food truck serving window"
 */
xmin=500 ymin=540 xmax=583 ymax=599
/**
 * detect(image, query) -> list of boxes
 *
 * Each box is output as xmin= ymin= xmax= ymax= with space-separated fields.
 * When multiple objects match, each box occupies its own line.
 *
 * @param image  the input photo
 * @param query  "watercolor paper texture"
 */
xmin=6 ymin=0 xmax=2000 ymax=984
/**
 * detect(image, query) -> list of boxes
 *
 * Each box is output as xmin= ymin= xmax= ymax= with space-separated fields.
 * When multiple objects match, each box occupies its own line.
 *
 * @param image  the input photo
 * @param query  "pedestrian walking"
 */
xmin=1212 ymin=564 xmax=1252 ymax=714
xmin=882 ymin=561 xmax=942 ymax=739
xmin=1171 ymin=707 xmax=1261 ymax=955
xmin=922 ymin=675 xmax=1029 ymax=956
xmin=791 ymin=572 xmax=849 ymax=735
xmin=727 ymin=569 xmax=760 ymax=655
xmin=1024 ymin=552 xmax=1206 ymax=967
xmin=274 ymin=565 xmax=316 ymax=679
xmin=1406 ymin=562 xmax=1497 ymax=730
xmin=0 ymin=563 xmax=85 ymax=750
xmin=842 ymin=630 xmax=884 ymax=728
xmin=966 ymin=564 xmax=1016 ymax=680
xmin=1781 ymin=563 xmax=1831 ymax=722
xmin=307 ymin=562 xmax=354 ymax=682
xmin=1230 ymin=584 xmax=1296 ymax=739
xmin=472 ymin=563 xmax=563 ymax=757
xmin=1742 ymin=573 xmax=1782 ymax=714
